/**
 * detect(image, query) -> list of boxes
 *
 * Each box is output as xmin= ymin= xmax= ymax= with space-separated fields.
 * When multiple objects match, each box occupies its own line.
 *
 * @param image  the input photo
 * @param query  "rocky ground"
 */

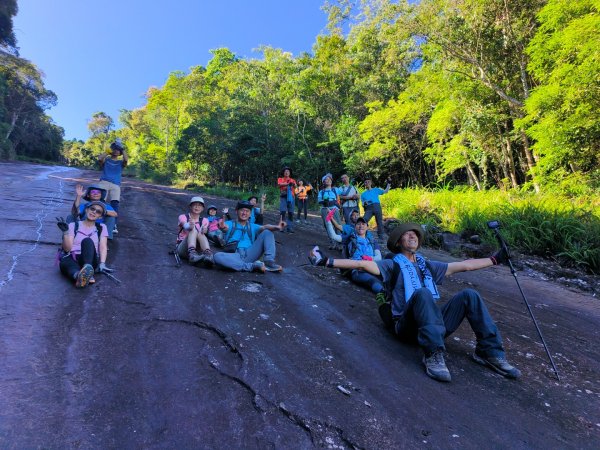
xmin=1 ymin=161 xmax=599 ymax=449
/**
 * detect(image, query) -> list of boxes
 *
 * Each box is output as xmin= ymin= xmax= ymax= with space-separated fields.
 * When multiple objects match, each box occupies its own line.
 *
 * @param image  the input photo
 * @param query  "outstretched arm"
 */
xmin=446 ymin=257 xmax=494 ymax=276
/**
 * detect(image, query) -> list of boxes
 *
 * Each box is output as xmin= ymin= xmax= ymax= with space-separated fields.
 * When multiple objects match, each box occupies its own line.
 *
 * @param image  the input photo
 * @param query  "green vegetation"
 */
xmin=2 ymin=0 xmax=598 ymax=272
xmin=381 ymin=187 xmax=600 ymax=273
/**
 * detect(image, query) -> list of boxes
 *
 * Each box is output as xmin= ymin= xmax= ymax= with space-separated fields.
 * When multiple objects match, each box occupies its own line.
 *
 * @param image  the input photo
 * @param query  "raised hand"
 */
xmin=56 ymin=217 xmax=69 ymax=232
xmin=75 ymin=184 xmax=85 ymax=197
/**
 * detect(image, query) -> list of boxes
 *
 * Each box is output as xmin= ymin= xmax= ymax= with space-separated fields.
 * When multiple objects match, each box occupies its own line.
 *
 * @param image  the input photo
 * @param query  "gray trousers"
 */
xmin=363 ymin=203 xmax=384 ymax=238
xmin=213 ymin=230 xmax=276 ymax=271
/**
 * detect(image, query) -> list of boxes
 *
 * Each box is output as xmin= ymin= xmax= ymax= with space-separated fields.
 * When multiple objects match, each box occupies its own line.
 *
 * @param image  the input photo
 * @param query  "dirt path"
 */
xmin=1 ymin=162 xmax=599 ymax=449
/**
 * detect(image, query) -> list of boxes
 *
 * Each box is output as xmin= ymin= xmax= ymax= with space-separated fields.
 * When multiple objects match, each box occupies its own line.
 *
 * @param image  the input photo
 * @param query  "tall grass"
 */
xmin=380 ymin=187 xmax=600 ymax=274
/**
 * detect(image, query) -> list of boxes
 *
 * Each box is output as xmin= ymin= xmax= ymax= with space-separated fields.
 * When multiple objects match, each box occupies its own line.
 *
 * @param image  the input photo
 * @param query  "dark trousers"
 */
xmin=342 ymin=206 xmax=357 ymax=224
xmin=297 ymin=199 xmax=308 ymax=220
xmin=363 ymin=203 xmax=384 ymax=238
xmin=394 ymin=288 xmax=505 ymax=358
xmin=350 ymin=269 xmax=384 ymax=294
xmin=59 ymin=238 xmax=99 ymax=279
xmin=111 ymin=200 xmax=119 ymax=225
xmin=279 ymin=197 xmax=294 ymax=231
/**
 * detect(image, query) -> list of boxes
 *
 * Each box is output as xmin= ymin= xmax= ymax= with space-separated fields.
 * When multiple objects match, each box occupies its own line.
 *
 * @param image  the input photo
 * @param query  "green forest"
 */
xmin=1 ymin=0 xmax=599 ymax=272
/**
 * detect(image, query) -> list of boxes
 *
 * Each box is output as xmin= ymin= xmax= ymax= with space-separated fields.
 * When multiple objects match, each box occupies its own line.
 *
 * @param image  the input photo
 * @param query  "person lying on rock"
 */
xmin=308 ymin=222 xmax=521 ymax=383
xmin=176 ymin=196 xmax=214 ymax=265
xmin=213 ymin=201 xmax=285 ymax=273
xmin=58 ymin=201 xmax=109 ymax=288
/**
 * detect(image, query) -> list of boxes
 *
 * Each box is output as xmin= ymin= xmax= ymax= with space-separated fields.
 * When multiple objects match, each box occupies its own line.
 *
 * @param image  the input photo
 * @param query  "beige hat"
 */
xmin=189 ymin=196 xmax=205 ymax=206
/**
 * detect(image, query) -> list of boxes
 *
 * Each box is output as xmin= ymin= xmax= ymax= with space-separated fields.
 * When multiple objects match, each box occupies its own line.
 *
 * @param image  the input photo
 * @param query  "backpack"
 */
xmin=378 ymin=261 xmax=401 ymax=330
xmin=343 ymin=231 xmax=376 ymax=259
xmin=222 ymin=220 xmax=256 ymax=252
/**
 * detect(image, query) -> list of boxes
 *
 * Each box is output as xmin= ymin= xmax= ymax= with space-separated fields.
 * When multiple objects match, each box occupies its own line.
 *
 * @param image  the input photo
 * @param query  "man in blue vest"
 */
xmin=308 ymin=222 xmax=520 ymax=383
xmin=213 ymin=201 xmax=285 ymax=272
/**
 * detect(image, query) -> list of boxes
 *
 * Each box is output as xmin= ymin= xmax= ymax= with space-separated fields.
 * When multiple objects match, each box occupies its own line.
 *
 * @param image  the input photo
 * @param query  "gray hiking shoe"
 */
xmin=422 ymin=350 xmax=451 ymax=382
xmin=472 ymin=353 xmax=521 ymax=379
xmin=264 ymin=260 xmax=283 ymax=272
xmin=252 ymin=261 xmax=266 ymax=273
xmin=188 ymin=249 xmax=203 ymax=264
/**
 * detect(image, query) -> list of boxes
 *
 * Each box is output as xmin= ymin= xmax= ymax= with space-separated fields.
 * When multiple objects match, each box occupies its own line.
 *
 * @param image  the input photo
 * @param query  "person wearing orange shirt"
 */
xmin=295 ymin=180 xmax=312 ymax=223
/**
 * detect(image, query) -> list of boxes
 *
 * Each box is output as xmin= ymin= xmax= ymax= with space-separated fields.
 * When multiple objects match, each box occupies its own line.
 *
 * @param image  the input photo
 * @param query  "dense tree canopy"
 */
xmin=88 ymin=0 xmax=597 ymax=195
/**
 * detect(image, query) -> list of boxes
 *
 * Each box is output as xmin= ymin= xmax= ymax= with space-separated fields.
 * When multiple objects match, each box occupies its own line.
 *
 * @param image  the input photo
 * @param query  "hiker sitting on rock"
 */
xmin=70 ymin=183 xmax=118 ymax=239
xmin=176 ymin=196 xmax=214 ymax=265
xmin=58 ymin=201 xmax=109 ymax=288
xmin=213 ymin=201 xmax=285 ymax=273
xmin=308 ymin=222 xmax=521 ymax=383
xmin=248 ymin=194 xmax=266 ymax=225
xmin=205 ymin=205 xmax=226 ymax=247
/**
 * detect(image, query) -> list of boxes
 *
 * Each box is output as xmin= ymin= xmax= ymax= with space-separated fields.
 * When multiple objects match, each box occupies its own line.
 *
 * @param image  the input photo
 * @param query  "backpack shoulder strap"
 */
xmin=95 ymin=223 xmax=103 ymax=240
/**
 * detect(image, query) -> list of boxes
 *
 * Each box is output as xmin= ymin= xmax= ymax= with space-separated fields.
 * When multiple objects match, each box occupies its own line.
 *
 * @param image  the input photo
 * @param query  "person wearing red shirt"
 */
xmin=277 ymin=167 xmax=296 ymax=233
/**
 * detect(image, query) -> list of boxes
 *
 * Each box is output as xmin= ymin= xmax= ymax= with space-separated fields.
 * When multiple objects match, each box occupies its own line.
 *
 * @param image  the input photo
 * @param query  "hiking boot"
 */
xmin=375 ymin=292 xmax=386 ymax=306
xmin=202 ymin=249 xmax=214 ymax=265
xmin=75 ymin=264 xmax=94 ymax=288
xmin=422 ymin=350 xmax=451 ymax=382
xmin=264 ymin=260 xmax=283 ymax=272
xmin=472 ymin=353 xmax=521 ymax=379
xmin=252 ymin=261 xmax=266 ymax=273
xmin=188 ymin=249 xmax=203 ymax=264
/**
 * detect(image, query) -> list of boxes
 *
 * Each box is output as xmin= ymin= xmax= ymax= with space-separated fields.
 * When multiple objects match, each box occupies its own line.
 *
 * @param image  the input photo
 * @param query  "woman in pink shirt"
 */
xmin=59 ymin=201 xmax=108 ymax=288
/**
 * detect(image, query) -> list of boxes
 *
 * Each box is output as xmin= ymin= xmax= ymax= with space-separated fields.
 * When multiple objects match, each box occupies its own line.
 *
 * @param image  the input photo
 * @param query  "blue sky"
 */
xmin=13 ymin=0 xmax=328 ymax=141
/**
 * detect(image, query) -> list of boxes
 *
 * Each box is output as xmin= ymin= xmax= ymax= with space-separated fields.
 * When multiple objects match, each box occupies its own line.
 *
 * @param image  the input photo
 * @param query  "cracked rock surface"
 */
xmin=1 ymin=162 xmax=599 ymax=449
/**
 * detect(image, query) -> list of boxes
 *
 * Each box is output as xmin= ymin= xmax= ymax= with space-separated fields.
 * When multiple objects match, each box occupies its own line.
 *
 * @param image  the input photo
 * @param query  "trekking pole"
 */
xmin=99 ymin=268 xmax=122 ymax=285
xmin=487 ymin=221 xmax=560 ymax=381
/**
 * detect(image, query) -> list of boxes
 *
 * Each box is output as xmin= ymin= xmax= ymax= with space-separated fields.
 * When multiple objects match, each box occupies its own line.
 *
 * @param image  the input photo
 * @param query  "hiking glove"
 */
xmin=98 ymin=262 xmax=114 ymax=273
xmin=56 ymin=217 xmax=68 ymax=233
xmin=490 ymin=246 xmax=509 ymax=265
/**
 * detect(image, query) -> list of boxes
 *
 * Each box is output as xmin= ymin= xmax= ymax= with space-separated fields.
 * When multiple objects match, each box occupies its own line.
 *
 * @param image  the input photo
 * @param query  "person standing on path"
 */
xmin=308 ymin=222 xmax=521 ymax=383
xmin=361 ymin=176 xmax=391 ymax=240
xmin=295 ymin=180 xmax=312 ymax=223
xmin=317 ymin=173 xmax=343 ymax=249
xmin=339 ymin=174 xmax=359 ymax=224
xmin=98 ymin=140 xmax=128 ymax=234
xmin=277 ymin=167 xmax=296 ymax=233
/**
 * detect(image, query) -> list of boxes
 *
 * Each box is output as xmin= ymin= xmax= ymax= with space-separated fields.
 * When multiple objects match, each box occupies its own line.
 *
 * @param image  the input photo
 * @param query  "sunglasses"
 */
xmin=88 ymin=207 xmax=103 ymax=215
xmin=90 ymin=189 xmax=101 ymax=195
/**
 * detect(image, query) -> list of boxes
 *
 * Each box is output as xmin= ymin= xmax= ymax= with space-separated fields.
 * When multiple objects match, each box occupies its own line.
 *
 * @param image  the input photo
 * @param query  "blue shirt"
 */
xmin=223 ymin=220 xmax=261 ymax=250
xmin=361 ymin=188 xmax=385 ymax=205
xmin=376 ymin=258 xmax=447 ymax=317
xmin=318 ymin=187 xmax=342 ymax=205
xmin=249 ymin=207 xmax=261 ymax=224
xmin=100 ymin=158 xmax=124 ymax=185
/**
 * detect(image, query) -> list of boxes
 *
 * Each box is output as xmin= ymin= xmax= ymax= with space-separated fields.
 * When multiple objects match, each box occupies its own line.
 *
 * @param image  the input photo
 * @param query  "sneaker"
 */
xmin=295 ymin=220 xmax=301 ymax=223
xmin=113 ymin=225 xmax=119 ymax=235
xmin=472 ymin=353 xmax=521 ymax=379
xmin=264 ymin=260 xmax=283 ymax=272
xmin=422 ymin=350 xmax=452 ymax=382
xmin=375 ymin=292 xmax=386 ymax=306
xmin=252 ymin=261 xmax=266 ymax=273
xmin=75 ymin=264 xmax=94 ymax=288
xmin=303 ymin=220 xmax=308 ymax=224
xmin=188 ymin=249 xmax=203 ymax=264
xmin=202 ymin=249 xmax=214 ymax=265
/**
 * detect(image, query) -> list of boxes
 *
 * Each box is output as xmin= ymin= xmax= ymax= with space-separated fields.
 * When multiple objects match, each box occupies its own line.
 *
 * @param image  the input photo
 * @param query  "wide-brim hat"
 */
xmin=387 ymin=222 xmax=424 ymax=253
xmin=189 ymin=196 xmax=205 ymax=206
xmin=83 ymin=185 xmax=107 ymax=201
xmin=85 ymin=200 xmax=106 ymax=217
xmin=207 ymin=205 xmax=218 ymax=212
